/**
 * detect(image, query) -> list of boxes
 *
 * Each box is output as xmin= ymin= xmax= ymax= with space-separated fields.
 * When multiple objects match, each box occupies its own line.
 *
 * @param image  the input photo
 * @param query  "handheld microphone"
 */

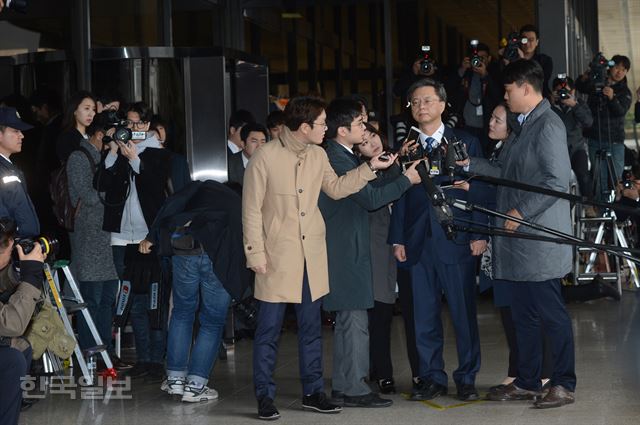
xmin=416 ymin=161 xmax=456 ymax=239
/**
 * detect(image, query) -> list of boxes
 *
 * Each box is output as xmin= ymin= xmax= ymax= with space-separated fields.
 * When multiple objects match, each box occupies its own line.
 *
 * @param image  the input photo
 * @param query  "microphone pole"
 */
xmin=415 ymin=160 xmax=456 ymax=240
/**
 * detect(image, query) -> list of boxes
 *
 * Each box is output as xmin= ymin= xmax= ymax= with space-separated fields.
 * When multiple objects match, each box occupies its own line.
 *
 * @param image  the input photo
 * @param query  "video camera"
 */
xmin=502 ymin=32 xmax=527 ymax=62
xmin=470 ymin=39 xmax=483 ymax=68
xmin=419 ymin=45 xmax=435 ymax=75
xmin=556 ymin=73 xmax=571 ymax=100
xmin=588 ymin=52 xmax=614 ymax=93
xmin=102 ymin=109 xmax=146 ymax=144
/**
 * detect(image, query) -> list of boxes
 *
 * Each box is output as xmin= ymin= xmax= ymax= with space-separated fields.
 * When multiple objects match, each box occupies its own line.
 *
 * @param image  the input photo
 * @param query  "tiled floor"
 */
xmin=18 ymin=292 xmax=640 ymax=425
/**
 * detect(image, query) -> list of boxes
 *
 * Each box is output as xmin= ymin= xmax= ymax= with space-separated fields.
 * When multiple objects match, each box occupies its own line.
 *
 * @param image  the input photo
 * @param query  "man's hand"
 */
xmin=403 ymin=161 xmax=422 ymax=185
xmin=602 ymin=86 xmax=615 ymax=100
xmin=460 ymin=57 xmax=472 ymax=72
xmin=470 ymin=240 xmax=488 ymax=256
xmin=622 ymin=184 xmax=639 ymax=201
xmin=393 ymin=245 xmax=407 ymax=262
xmin=16 ymin=243 xmax=46 ymax=263
xmin=139 ymin=239 xmax=153 ymax=254
xmin=472 ymin=60 xmax=488 ymax=77
xmin=117 ymin=140 xmax=138 ymax=161
xmin=252 ymin=264 xmax=267 ymax=274
xmin=370 ymin=153 xmax=398 ymax=171
xmin=399 ymin=138 xmax=418 ymax=156
xmin=456 ymin=157 xmax=470 ymax=168
xmin=452 ymin=180 xmax=470 ymax=191
xmin=504 ymin=208 xmax=523 ymax=232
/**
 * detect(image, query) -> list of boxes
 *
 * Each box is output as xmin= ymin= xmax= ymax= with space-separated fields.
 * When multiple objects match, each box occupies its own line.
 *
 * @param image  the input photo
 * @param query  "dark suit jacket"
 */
xmin=319 ymin=140 xmax=411 ymax=311
xmin=388 ymin=126 xmax=489 ymax=267
xmin=0 ymin=156 xmax=40 ymax=237
xmin=227 ymin=151 xmax=245 ymax=185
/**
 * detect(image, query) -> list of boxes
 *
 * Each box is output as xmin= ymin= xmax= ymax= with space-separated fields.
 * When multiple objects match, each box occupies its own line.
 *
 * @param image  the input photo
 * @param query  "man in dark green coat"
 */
xmin=319 ymin=98 xmax=420 ymax=408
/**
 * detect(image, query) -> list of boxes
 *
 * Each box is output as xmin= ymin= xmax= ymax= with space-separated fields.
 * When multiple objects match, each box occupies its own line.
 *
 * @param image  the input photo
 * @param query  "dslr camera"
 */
xmin=11 ymin=236 xmax=59 ymax=264
xmin=419 ymin=45 xmax=435 ymax=75
xmin=502 ymin=32 xmax=527 ymax=62
xmin=556 ymin=73 xmax=571 ymax=100
xmin=102 ymin=109 xmax=146 ymax=144
xmin=469 ymin=39 xmax=483 ymax=68
xmin=588 ymin=52 xmax=614 ymax=93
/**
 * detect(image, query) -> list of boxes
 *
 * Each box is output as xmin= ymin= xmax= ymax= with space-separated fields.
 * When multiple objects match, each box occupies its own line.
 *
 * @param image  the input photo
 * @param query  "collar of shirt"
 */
xmin=228 ymin=139 xmax=241 ymax=154
xmin=337 ymin=142 xmax=355 ymax=155
xmin=0 ymin=153 xmax=11 ymax=164
xmin=518 ymin=109 xmax=533 ymax=125
xmin=419 ymin=122 xmax=445 ymax=147
xmin=242 ymin=152 xmax=250 ymax=168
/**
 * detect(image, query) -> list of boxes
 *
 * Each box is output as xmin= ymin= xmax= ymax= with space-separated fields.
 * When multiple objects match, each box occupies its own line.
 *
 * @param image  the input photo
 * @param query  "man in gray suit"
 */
xmin=460 ymin=59 xmax=576 ymax=408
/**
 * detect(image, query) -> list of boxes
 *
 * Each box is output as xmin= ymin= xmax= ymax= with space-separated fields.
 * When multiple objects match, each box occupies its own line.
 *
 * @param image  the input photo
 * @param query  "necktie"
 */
xmin=424 ymin=136 xmax=437 ymax=152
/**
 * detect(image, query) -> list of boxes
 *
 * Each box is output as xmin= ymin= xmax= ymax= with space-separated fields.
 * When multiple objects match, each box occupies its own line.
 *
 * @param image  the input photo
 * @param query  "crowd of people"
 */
xmin=1 ymin=22 xmax=639 ymax=425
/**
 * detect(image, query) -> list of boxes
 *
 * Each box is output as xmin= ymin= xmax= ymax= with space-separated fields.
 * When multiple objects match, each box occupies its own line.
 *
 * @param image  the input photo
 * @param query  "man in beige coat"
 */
xmin=243 ymin=96 xmax=396 ymax=421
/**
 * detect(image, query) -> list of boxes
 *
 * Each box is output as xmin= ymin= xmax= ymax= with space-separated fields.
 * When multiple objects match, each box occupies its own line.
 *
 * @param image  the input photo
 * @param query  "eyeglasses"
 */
xmin=126 ymin=120 xmax=147 ymax=128
xmin=351 ymin=120 xmax=366 ymax=129
xmin=410 ymin=97 xmax=442 ymax=108
xmin=312 ymin=121 xmax=328 ymax=130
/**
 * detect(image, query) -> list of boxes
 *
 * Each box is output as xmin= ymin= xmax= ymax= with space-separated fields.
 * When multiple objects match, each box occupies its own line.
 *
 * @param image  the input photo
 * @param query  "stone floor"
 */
xmin=18 ymin=291 xmax=640 ymax=425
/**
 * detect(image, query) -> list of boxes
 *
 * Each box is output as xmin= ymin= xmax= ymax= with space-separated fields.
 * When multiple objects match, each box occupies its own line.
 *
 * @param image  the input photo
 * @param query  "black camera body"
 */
xmin=102 ymin=110 xmax=146 ymax=144
xmin=589 ymin=52 xmax=614 ymax=93
xmin=556 ymin=73 xmax=571 ymax=100
xmin=470 ymin=39 xmax=482 ymax=68
xmin=419 ymin=45 xmax=435 ymax=75
xmin=503 ymin=32 xmax=527 ymax=62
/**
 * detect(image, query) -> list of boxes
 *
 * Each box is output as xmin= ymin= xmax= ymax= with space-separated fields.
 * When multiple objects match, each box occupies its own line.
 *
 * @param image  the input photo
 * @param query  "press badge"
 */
xmin=475 ymin=105 xmax=483 ymax=116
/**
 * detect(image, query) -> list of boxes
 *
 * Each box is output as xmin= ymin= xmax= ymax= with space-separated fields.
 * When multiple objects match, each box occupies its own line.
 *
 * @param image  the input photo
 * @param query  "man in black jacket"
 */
xmin=139 ymin=180 xmax=248 ymax=402
xmin=551 ymin=76 xmax=594 ymax=198
xmin=576 ymin=55 xmax=632 ymax=200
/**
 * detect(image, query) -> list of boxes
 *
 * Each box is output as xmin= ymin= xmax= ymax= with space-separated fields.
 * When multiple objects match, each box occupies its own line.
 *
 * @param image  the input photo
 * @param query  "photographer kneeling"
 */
xmin=0 ymin=218 xmax=46 ymax=425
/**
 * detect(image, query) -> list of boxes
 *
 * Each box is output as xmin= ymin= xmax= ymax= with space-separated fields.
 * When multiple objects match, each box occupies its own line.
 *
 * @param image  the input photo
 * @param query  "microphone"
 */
xmin=416 ymin=161 xmax=456 ymax=240
xmin=443 ymin=136 xmax=456 ymax=180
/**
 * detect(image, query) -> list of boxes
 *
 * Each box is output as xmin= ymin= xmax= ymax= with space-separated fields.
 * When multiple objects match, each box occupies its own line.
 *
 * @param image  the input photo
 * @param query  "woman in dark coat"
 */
xmin=355 ymin=123 xmax=420 ymax=394
xmin=56 ymin=91 xmax=97 ymax=163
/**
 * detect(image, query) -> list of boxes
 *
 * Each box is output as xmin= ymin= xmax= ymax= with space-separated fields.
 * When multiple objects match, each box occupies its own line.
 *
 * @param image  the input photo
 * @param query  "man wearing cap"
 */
xmin=0 ymin=107 xmax=39 ymax=237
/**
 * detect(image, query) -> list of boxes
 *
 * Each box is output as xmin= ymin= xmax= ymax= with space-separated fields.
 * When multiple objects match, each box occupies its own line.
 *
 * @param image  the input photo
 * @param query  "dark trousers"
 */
xmin=511 ymin=279 xmax=576 ymax=392
xmin=368 ymin=301 xmax=394 ymax=380
xmin=499 ymin=306 xmax=553 ymax=379
xmin=412 ymin=251 xmax=480 ymax=386
xmin=396 ymin=267 xmax=419 ymax=378
xmin=253 ymin=269 xmax=323 ymax=400
xmin=0 ymin=345 xmax=32 ymax=425
xmin=571 ymin=149 xmax=592 ymax=198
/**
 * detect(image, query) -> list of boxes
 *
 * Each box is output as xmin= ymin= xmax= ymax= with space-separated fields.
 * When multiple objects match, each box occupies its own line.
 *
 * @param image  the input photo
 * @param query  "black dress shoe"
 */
xmin=258 ymin=397 xmax=280 ymax=420
xmin=343 ymin=392 xmax=393 ymax=408
xmin=410 ymin=379 xmax=447 ymax=401
xmin=456 ymin=384 xmax=479 ymax=401
xmin=487 ymin=383 xmax=540 ymax=401
xmin=377 ymin=378 xmax=396 ymax=394
xmin=533 ymin=385 xmax=575 ymax=409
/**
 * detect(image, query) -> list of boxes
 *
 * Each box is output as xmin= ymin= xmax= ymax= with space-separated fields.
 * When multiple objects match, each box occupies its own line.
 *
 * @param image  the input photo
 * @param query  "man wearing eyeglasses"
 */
xmin=96 ymin=102 xmax=178 ymax=383
xmin=243 ymin=96 xmax=396 ymax=420
xmin=389 ymin=78 xmax=488 ymax=402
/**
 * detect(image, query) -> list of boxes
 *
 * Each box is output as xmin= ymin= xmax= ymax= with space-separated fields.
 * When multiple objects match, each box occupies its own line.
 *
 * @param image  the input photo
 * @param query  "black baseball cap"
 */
xmin=0 ymin=107 xmax=33 ymax=131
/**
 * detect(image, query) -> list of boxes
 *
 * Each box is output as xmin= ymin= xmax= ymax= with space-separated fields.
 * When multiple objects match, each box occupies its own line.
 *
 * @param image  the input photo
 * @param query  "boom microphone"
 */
xmin=416 ymin=161 xmax=456 ymax=239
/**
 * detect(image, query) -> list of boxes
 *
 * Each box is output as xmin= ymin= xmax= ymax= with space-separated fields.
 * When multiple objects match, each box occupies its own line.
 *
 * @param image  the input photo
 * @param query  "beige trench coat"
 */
xmin=242 ymin=127 xmax=375 ymax=303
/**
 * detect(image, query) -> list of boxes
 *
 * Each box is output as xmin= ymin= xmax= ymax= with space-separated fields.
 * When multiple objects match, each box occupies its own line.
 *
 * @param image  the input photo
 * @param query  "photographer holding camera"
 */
xmin=393 ymin=45 xmax=441 ymax=102
xmin=576 ymin=54 xmax=632 ymax=199
xmin=0 ymin=217 xmax=46 ymax=425
xmin=550 ymin=75 xmax=594 ymax=200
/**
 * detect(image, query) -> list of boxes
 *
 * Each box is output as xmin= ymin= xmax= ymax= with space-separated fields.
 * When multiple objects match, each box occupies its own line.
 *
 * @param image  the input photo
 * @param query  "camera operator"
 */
xmin=0 ymin=218 xmax=46 ymax=425
xmin=449 ymin=42 xmax=503 ymax=153
xmin=393 ymin=46 xmax=441 ymax=102
xmin=576 ymin=55 xmax=632 ymax=195
xmin=0 ymin=106 xmax=39 ymax=238
xmin=95 ymin=101 xmax=173 ymax=380
xmin=550 ymin=76 xmax=594 ymax=200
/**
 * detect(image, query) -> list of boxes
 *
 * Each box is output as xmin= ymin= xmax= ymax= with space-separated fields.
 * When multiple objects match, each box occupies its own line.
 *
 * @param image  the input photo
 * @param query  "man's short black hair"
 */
xmin=95 ymin=89 xmax=123 ymax=107
xmin=29 ymin=88 xmax=62 ymax=112
xmin=266 ymin=110 xmax=285 ymax=129
xmin=240 ymin=122 xmax=269 ymax=142
xmin=325 ymin=98 xmax=363 ymax=140
xmin=503 ymin=59 xmax=544 ymax=94
xmin=86 ymin=111 xmax=111 ymax=137
xmin=229 ymin=109 xmax=256 ymax=130
xmin=552 ymin=76 xmax=575 ymax=90
xmin=520 ymin=24 xmax=539 ymax=39
xmin=125 ymin=101 xmax=152 ymax=122
xmin=473 ymin=42 xmax=491 ymax=55
xmin=283 ymin=96 xmax=326 ymax=131
xmin=611 ymin=55 xmax=631 ymax=71
xmin=405 ymin=78 xmax=448 ymax=103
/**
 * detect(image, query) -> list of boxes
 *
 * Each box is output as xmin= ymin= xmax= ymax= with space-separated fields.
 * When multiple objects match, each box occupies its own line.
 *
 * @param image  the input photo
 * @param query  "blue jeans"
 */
xmin=77 ymin=280 xmax=119 ymax=354
xmin=112 ymin=245 xmax=167 ymax=364
xmin=588 ymin=139 xmax=625 ymax=200
xmin=166 ymin=254 xmax=231 ymax=386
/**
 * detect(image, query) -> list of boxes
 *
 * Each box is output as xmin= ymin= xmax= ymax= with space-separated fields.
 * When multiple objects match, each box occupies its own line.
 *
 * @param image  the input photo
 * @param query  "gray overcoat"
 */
xmin=469 ymin=99 xmax=573 ymax=282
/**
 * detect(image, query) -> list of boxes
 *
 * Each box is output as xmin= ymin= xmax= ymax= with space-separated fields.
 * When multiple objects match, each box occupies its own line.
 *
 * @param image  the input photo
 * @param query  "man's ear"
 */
xmin=337 ymin=126 xmax=348 ymax=138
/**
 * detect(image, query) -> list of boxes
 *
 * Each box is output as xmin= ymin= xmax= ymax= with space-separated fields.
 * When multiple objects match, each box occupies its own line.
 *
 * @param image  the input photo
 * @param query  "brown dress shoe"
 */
xmin=487 ymin=383 xmax=541 ymax=401
xmin=533 ymin=385 xmax=575 ymax=409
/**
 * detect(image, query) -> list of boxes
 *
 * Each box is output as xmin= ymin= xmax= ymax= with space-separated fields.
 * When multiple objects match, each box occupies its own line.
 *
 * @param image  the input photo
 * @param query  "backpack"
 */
xmin=50 ymin=147 xmax=96 ymax=231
